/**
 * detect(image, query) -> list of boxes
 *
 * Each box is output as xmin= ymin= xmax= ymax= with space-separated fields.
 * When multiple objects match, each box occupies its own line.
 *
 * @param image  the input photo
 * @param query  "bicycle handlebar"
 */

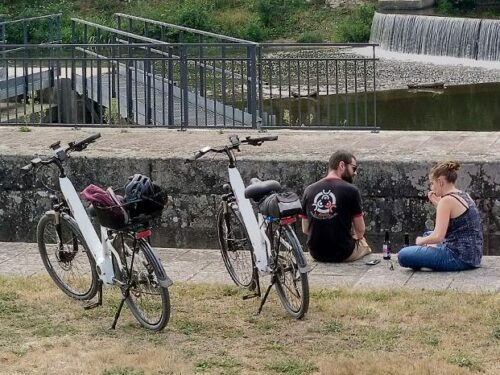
xmin=185 ymin=134 xmax=278 ymax=163
xmin=67 ymin=133 xmax=101 ymax=152
xmin=241 ymin=135 xmax=278 ymax=145
xmin=20 ymin=133 xmax=101 ymax=172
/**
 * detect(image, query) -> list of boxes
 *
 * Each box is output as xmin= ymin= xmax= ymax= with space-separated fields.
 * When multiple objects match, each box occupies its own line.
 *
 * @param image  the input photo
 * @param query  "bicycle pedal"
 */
xmin=112 ymin=278 xmax=126 ymax=287
xmin=83 ymin=300 xmax=101 ymax=310
xmin=242 ymin=293 xmax=260 ymax=300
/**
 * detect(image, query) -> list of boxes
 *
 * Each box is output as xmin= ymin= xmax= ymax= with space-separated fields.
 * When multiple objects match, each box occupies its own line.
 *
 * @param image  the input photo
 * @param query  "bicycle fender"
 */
xmin=294 ymin=248 xmax=312 ymax=273
xmin=145 ymin=244 xmax=174 ymax=288
xmin=285 ymin=227 xmax=312 ymax=273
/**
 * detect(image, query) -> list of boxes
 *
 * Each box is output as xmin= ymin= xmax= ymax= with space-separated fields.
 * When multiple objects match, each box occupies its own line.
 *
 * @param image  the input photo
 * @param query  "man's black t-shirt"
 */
xmin=301 ymin=176 xmax=363 ymax=262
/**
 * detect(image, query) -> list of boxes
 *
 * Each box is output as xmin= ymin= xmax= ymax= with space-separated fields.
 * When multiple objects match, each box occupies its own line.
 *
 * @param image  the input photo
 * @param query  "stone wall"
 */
xmin=1 ymin=153 xmax=499 ymax=255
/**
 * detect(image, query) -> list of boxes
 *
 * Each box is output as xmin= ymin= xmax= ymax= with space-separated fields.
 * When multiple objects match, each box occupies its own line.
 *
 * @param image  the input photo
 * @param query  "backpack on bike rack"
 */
xmin=259 ymin=191 xmax=302 ymax=218
xmin=81 ymin=175 xmax=168 ymax=231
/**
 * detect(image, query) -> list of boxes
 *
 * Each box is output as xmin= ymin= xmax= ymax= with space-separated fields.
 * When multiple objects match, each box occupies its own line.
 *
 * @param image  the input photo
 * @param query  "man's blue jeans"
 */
xmin=397 ymin=231 xmax=475 ymax=272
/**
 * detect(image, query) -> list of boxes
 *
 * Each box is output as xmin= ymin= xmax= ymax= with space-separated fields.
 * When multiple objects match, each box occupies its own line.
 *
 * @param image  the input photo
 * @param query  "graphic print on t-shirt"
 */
xmin=312 ymin=189 xmax=336 ymax=219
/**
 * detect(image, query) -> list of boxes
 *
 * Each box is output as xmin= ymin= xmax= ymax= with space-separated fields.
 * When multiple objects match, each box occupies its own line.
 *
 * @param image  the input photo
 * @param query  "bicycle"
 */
xmin=186 ymin=134 xmax=310 ymax=319
xmin=22 ymin=133 xmax=172 ymax=331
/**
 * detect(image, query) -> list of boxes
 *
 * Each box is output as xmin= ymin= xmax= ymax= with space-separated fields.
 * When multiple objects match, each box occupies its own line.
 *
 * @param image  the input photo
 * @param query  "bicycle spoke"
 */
xmin=38 ymin=214 xmax=98 ymax=300
xmin=218 ymin=205 xmax=254 ymax=287
xmin=272 ymin=226 xmax=309 ymax=318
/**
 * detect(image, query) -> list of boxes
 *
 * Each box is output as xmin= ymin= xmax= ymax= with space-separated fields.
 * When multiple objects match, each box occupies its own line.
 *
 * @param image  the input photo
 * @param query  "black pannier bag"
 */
xmin=259 ymin=192 xmax=302 ymax=218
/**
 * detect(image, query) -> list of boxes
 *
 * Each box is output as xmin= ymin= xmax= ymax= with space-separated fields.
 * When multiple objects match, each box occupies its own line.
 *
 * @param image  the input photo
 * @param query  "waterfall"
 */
xmin=370 ymin=12 xmax=500 ymax=61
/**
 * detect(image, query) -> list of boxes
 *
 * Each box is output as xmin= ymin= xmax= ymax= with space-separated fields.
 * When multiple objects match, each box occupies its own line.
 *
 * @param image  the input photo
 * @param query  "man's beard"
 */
xmin=341 ymin=170 xmax=354 ymax=183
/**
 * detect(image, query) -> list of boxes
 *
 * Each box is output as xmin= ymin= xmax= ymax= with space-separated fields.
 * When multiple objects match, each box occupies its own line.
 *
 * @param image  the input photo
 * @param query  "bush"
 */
xmin=257 ymin=0 xmax=304 ymax=27
xmin=437 ymin=0 xmax=475 ymax=13
xmin=334 ymin=4 xmax=376 ymax=43
xmin=239 ymin=21 xmax=265 ymax=42
xmin=177 ymin=4 xmax=214 ymax=31
xmin=296 ymin=31 xmax=323 ymax=43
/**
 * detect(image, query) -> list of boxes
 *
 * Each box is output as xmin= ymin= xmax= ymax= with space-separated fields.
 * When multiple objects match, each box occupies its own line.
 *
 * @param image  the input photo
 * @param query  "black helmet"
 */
xmin=124 ymin=174 xmax=154 ymax=203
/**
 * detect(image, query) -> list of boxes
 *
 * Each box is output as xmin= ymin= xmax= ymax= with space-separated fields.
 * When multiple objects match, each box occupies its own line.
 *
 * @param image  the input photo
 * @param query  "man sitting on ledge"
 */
xmin=300 ymin=150 xmax=372 ymax=262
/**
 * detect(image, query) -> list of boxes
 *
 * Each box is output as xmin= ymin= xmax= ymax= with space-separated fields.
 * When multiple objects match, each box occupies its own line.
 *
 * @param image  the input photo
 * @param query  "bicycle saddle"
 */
xmin=244 ymin=178 xmax=281 ymax=201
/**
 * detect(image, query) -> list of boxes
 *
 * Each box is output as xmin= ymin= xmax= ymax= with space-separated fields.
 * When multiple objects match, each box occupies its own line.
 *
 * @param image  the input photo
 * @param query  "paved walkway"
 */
xmin=1 ymin=242 xmax=499 ymax=293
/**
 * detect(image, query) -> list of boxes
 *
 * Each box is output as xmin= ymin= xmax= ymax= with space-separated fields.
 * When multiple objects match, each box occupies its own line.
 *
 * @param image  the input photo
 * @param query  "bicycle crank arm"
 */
xmin=242 ymin=292 xmax=260 ymax=300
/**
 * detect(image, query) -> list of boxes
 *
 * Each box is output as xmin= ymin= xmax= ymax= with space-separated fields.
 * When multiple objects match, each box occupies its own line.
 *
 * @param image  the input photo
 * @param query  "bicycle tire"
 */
xmin=113 ymin=234 xmax=171 ymax=331
xmin=37 ymin=213 xmax=99 ymax=300
xmin=217 ymin=203 xmax=255 ymax=288
xmin=273 ymin=225 xmax=309 ymax=319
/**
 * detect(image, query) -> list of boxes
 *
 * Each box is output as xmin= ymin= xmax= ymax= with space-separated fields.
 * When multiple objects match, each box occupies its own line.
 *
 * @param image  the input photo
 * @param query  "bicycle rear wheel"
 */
xmin=37 ymin=213 xmax=98 ymax=300
xmin=273 ymin=225 xmax=309 ymax=319
xmin=114 ymin=234 xmax=171 ymax=331
xmin=217 ymin=202 xmax=255 ymax=288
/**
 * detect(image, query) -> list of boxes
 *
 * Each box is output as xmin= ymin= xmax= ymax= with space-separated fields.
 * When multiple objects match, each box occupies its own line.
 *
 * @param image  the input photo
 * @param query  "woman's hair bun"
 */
xmin=445 ymin=161 xmax=460 ymax=171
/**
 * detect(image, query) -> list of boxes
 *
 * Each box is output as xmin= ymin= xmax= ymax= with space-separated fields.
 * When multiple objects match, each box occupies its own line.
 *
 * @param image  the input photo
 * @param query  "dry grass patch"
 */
xmin=0 ymin=275 xmax=499 ymax=374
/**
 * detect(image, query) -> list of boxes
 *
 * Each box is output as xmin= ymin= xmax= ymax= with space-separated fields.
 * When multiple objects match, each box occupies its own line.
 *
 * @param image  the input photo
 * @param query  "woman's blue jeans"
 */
xmin=398 ymin=246 xmax=474 ymax=272
xmin=398 ymin=232 xmax=475 ymax=272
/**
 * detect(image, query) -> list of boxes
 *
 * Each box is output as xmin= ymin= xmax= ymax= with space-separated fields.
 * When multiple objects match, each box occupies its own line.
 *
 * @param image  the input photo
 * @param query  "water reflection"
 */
xmin=263 ymin=82 xmax=500 ymax=131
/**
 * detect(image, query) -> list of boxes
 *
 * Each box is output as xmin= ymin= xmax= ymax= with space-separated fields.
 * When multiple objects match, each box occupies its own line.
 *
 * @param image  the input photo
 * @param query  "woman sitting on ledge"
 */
xmin=398 ymin=161 xmax=483 ymax=272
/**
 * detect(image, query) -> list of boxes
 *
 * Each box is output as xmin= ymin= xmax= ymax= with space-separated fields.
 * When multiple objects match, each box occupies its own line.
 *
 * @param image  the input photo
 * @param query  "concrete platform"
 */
xmin=1 ymin=242 xmax=499 ymax=293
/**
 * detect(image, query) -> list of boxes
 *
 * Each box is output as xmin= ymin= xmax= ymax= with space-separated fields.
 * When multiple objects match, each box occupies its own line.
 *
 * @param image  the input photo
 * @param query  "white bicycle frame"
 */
xmin=59 ymin=176 xmax=120 ymax=286
xmin=228 ymin=167 xmax=272 ymax=274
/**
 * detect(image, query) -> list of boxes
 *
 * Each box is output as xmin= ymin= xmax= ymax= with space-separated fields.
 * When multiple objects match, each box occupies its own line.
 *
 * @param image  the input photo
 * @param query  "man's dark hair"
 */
xmin=328 ymin=150 xmax=355 ymax=170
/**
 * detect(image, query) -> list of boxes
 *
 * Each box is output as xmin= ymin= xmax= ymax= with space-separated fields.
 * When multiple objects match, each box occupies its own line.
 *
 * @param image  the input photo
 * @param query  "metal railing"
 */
xmin=259 ymin=43 xmax=378 ymax=129
xmin=0 ymin=14 xmax=61 ymax=45
xmin=115 ymin=13 xmax=257 ymax=45
xmin=0 ymin=15 xmax=379 ymax=130
xmin=0 ymin=43 xmax=259 ymax=128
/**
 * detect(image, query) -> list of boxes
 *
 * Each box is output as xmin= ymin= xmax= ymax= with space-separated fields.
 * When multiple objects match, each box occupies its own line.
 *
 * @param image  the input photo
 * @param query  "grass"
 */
xmin=0 ymin=275 xmax=499 ymax=374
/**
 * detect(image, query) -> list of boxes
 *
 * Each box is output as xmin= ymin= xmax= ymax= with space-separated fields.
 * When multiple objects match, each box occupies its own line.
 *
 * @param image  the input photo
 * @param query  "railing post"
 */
xmin=372 ymin=45 xmax=377 ymax=131
xmin=126 ymin=45 xmax=133 ymax=123
xmin=71 ymin=20 xmax=76 ymax=92
xmin=198 ymin=34 xmax=204 ymax=97
xmin=167 ymin=46 xmax=174 ymax=126
xmin=111 ymin=35 xmax=116 ymax=98
xmin=180 ymin=44 xmax=188 ymax=130
xmin=257 ymin=44 xmax=263 ymax=126
xmin=23 ymin=21 xmax=29 ymax=105
xmin=145 ymin=46 xmax=152 ymax=125
xmin=247 ymin=44 xmax=258 ymax=129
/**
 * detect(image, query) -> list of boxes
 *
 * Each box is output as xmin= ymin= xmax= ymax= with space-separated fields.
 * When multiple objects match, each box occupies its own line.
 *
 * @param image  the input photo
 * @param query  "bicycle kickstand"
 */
xmin=243 ymin=266 xmax=261 ymax=300
xmin=110 ymin=285 xmax=130 ymax=330
xmin=255 ymin=275 xmax=275 ymax=316
xmin=84 ymin=281 xmax=103 ymax=310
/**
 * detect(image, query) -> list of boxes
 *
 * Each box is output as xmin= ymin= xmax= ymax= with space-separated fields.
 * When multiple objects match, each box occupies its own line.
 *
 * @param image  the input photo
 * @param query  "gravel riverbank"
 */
xmin=263 ymin=47 xmax=500 ymax=93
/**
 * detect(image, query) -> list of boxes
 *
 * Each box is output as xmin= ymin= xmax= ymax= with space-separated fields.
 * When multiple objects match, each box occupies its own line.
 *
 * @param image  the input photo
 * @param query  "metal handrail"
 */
xmin=0 ymin=14 xmax=61 ymax=26
xmin=115 ymin=13 xmax=257 ymax=45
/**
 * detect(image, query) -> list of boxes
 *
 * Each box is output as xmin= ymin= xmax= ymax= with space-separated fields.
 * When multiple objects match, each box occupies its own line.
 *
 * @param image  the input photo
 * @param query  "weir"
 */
xmin=370 ymin=12 xmax=500 ymax=61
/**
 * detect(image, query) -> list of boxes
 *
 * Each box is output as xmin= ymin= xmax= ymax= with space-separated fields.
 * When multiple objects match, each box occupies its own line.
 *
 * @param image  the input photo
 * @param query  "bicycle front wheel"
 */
xmin=217 ymin=203 xmax=255 ymax=288
xmin=274 ymin=225 xmax=309 ymax=319
xmin=114 ymin=234 xmax=171 ymax=331
xmin=37 ymin=213 xmax=98 ymax=300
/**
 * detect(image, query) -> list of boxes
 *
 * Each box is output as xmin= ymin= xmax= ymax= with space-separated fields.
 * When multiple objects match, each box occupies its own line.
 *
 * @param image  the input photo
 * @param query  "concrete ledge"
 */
xmin=0 ymin=127 xmax=499 ymax=254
